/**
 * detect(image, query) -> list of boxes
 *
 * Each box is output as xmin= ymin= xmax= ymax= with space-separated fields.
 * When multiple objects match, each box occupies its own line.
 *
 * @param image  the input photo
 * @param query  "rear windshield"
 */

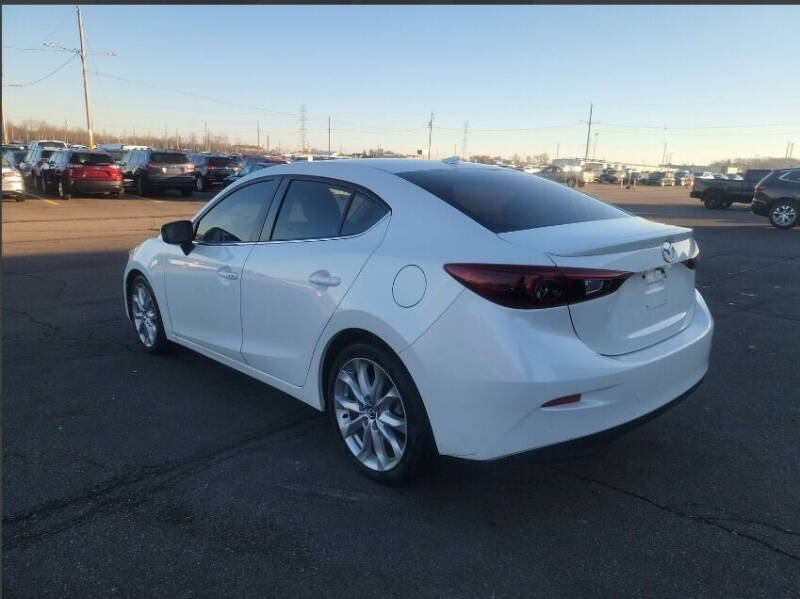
xmin=40 ymin=149 xmax=55 ymax=159
xmin=2 ymin=156 xmax=11 ymax=168
xmin=397 ymin=167 xmax=628 ymax=233
xmin=208 ymin=156 xmax=235 ymax=167
xmin=69 ymin=152 xmax=114 ymax=165
xmin=151 ymin=152 xmax=189 ymax=164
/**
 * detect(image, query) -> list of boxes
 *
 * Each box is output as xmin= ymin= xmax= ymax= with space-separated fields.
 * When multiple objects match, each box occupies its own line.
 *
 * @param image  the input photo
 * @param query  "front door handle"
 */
xmin=217 ymin=270 xmax=238 ymax=280
xmin=309 ymin=270 xmax=341 ymax=287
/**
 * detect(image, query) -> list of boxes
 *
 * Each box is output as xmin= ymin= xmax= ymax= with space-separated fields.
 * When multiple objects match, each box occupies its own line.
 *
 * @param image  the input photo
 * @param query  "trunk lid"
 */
xmin=499 ymin=217 xmax=698 ymax=355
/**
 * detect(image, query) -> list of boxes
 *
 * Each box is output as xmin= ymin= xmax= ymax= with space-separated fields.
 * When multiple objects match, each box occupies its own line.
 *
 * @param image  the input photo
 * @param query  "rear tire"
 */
xmin=327 ymin=342 xmax=433 ymax=484
xmin=58 ymin=180 xmax=71 ymax=201
xmin=720 ymin=200 xmax=732 ymax=209
xmin=703 ymin=192 xmax=722 ymax=209
xmin=768 ymin=200 xmax=798 ymax=229
xmin=136 ymin=176 xmax=148 ymax=197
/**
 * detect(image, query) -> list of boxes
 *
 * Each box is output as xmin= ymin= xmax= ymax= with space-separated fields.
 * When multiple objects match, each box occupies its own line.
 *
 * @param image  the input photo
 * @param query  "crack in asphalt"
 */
xmin=698 ymin=252 xmax=800 ymax=289
xmin=2 ymin=413 xmax=319 ymax=551
xmin=4 ymin=272 xmax=69 ymax=297
xmin=1 ymin=307 xmax=61 ymax=332
xmin=550 ymin=466 xmax=800 ymax=563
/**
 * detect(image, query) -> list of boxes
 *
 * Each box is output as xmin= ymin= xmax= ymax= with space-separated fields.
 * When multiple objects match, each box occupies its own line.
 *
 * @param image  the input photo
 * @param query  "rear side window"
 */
xmin=397 ymin=167 xmax=627 ymax=233
xmin=779 ymin=170 xmax=800 ymax=183
xmin=271 ymin=180 xmax=353 ymax=241
xmin=341 ymin=193 xmax=388 ymax=236
xmin=151 ymin=152 xmax=189 ymax=164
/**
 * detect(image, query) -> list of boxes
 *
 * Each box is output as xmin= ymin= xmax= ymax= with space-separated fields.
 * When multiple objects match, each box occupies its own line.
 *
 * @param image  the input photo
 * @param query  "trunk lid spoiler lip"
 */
xmin=497 ymin=217 xmax=693 ymax=258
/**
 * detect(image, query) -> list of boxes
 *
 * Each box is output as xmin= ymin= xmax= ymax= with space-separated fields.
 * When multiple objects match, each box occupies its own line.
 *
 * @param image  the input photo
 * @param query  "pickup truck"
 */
xmin=690 ymin=169 xmax=772 ymax=209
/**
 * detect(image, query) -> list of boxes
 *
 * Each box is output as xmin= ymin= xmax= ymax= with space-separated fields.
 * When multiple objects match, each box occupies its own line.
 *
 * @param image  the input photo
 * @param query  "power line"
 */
xmin=2 ymin=53 xmax=77 ymax=87
xmin=596 ymin=120 xmax=800 ymax=131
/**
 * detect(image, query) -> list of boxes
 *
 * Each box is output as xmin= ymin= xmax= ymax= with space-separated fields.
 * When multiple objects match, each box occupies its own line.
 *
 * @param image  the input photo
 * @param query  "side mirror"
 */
xmin=161 ymin=220 xmax=194 ymax=255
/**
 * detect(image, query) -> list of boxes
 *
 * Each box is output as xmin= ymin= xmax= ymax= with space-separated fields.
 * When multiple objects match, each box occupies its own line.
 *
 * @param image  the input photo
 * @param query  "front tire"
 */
xmin=327 ymin=342 xmax=432 ymax=483
xmin=128 ymin=275 xmax=169 ymax=354
xmin=769 ymin=200 xmax=798 ymax=229
xmin=566 ymin=177 xmax=577 ymax=188
xmin=703 ymin=192 xmax=722 ymax=209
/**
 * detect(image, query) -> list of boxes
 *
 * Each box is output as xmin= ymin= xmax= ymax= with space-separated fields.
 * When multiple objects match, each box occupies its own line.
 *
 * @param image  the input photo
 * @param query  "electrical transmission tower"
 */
xmin=462 ymin=121 xmax=469 ymax=159
xmin=299 ymin=105 xmax=308 ymax=153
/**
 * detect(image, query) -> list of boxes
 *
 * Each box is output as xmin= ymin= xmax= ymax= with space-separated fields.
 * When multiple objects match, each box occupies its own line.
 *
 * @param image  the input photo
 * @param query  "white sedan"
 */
xmin=124 ymin=159 xmax=713 ymax=482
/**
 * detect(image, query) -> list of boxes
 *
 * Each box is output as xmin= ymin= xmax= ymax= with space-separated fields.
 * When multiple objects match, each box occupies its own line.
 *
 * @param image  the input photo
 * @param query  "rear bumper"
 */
xmin=67 ymin=179 xmax=123 ymax=194
xmin=146 ymin=175 xmax=195 ymax=189
xmin=751 ymin=197 xmax=769 ymax=216
xmin=402 ymin=289 xmax=713 ymax=460
xmin=2 ymin=179 xmax=25 ymax=195
xmin=689 ymin=191 xmax=702 ymax=199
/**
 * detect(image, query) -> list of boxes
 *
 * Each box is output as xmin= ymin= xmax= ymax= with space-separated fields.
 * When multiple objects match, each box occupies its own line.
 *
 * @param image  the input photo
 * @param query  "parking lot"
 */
xmin=3 ymin=183 xmax=799 ymax=596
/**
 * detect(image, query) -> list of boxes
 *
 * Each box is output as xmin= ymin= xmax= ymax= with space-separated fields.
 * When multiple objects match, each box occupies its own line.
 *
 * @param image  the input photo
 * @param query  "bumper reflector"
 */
xmin=541 ymin=394 xmax=581 ymax=408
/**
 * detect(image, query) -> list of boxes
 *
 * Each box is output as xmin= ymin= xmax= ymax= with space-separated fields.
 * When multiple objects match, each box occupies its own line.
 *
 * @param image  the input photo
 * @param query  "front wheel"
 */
xmin=128 ymin=275 xmax=169 ymax=353
xmin=327 ymin=343 xmax=433 ymax=483
xmin=769 ymin=200 xmax=798 ymax=229
xmin=703 ymin=192 xmax=721 ymax=209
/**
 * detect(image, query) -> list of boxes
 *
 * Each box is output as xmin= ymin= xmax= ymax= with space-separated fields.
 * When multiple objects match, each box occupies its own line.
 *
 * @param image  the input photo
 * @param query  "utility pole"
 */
xmin=204 ymin=121 xmax=208 ymax=152
xmin=266 ymin=135 xmax=270 ymax=154
xmin=299 ymin=104 xmax=307 ymax=153
xmin=661 ymin=142 xmax=668 ymax=165
xmin=462 ymin=121 xmax=469 ymax=159
xmin=76 ymin=6 xmax=95 ymax=148
xmin=427 ymin=112 xmax=433 ymax=160
xmin=64 ymin=119 xmax=69 ymax=144
xmin=583 ymin=103 xmax=593 ymax=164
xmin=328 ymin=116 xmax=331 ymax=156
xmin=555 ymin=142 xmax=560 ymax=161
xmin=787 ymin=141 xmax=792 ymax=159
xmin=257 ymin=120 xmax=260 ymax=149
xmin=592 ymin=132 xmax=598 ymax=160
xmin=176 ymin=129 xmax=180 ymax=149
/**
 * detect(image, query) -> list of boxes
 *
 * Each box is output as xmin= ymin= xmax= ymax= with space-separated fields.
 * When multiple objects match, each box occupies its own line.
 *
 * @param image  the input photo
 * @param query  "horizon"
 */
xmin=2 ymin=4 xmax=799 ymax=164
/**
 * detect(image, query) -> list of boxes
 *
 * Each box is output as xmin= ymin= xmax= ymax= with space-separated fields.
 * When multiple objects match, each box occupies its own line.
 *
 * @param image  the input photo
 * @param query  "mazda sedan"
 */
xmin=124 ymin=159 xmax=713 ymax=482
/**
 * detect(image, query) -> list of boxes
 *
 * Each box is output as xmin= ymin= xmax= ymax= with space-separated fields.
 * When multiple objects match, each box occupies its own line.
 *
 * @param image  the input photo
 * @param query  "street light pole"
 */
xmin=76 ymin=6 xmax=95 ymax=148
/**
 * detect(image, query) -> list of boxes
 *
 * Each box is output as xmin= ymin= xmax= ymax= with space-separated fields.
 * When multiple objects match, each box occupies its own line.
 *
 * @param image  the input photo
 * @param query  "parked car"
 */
xmin=240 ymin=155 xmax=289 ymax=169
xmin=751 ymin=168 xmax=800 ymax=229
xmin=2 ymin=155 xmax=25 ymax=201
xmin=124 ymin=159 xmax=712 ymax=482
xmin=535 ymin=164 xmax=584 ymax=187
xmin=189 ymin=153 xmax=240 ymax=191
xmin=597 ymin=168 xmax=625 ymax=184
xmin=41 ymin=148 xmax=123 ymax=200
xmin=119 ymin=149 xmax=195 ymax=196
xmin=689 ymin=168 xmax=772 ymax=209
xmin=222 ymin=161 xmax=275 ymax=187
xmin=26 ymin=139 xmax=67 ymax=153
xmin=21 ymin=146 xmax=59 ymax=189
xmin=96 ymin=143 xmax=149 ymax=163
xmin=581 ymin=169 xmax=596 ymax=184
xmin=673 ymin=171 xmax=692 ymax=186
xmin=645 ymin=172 xmax=675 ymax=186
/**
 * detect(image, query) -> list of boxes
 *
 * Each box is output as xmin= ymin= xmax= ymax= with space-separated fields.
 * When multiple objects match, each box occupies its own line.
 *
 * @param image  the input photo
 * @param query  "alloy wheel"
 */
xmin=333 ymin=358 xmax=408 ymax=472
xmin=771 ymin=203 xmax=797 ymax=227
xmin=131 ymin=282 xmax=159 ymax=347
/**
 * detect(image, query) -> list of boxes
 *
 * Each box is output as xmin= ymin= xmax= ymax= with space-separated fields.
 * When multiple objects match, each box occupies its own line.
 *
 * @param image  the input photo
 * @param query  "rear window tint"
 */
xmin=396 ymin=167 xmax=627 ymax=233
xmin=69 ymin=152 xmax=113 ymax=165
xmin=40 ymin=149 xmax=55 ymax=159
xmin=151 ymin=152 xmax=189 ymax=164
xmin=208 ymin=157 xmax=235 ymax=167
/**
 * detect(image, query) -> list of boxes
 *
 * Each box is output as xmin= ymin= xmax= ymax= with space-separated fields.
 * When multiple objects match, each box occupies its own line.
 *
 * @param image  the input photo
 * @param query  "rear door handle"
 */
xmin=309 ymin=270 xmax=340 ymax=287
xmin=217 ymin=270 xmax=238 ymax=280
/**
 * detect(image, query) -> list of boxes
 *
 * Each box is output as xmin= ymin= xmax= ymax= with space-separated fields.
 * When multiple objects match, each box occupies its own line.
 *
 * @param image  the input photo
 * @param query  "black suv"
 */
xmin=21 ymin=146 xmax=58 ymax=190
xmin=120 ymin=149 xmax=195 ymax=196
xmin=189 ymin=153 xmax=239 ymax=191
xmin=751 ymin=168 xmax=800 ymax=229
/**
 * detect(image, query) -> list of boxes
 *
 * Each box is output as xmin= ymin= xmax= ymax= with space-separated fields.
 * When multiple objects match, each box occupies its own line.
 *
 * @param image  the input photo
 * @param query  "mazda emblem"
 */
xmin=662 ymin=241 xmax=677 ymax=263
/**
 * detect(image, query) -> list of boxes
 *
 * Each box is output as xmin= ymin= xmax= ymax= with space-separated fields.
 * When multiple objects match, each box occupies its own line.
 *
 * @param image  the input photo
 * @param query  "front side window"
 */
xmin=271 ymin=180 xmax=353 ymax=241
xmin=195 ymin=179 xmax=279 ymax=243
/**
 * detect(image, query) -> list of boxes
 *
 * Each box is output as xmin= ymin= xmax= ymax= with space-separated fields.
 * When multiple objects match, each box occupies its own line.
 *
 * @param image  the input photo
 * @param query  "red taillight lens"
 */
xmin=67 ymin=164 xmax=85 ymax=178
xmin=755 ymin=185 xmax=765 ymax=193
xmin=443 ymin=264 xmax=632 ymax=309
xmin=541 ymin=394 xmax=581 ymax=408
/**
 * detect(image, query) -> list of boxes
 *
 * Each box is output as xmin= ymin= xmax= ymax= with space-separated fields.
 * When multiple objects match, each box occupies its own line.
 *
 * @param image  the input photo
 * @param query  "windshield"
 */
xmin=208 ymin=156 xmax=235 ymax=167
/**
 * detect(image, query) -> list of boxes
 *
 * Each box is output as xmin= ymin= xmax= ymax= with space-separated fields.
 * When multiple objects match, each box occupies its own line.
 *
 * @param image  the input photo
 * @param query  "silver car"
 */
xmin=2 ymin=155 xmax=26 ymax=201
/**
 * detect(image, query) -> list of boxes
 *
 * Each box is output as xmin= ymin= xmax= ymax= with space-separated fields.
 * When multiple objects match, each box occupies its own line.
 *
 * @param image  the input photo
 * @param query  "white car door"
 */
xmin=163 ymin=177 xmax=281 ymax=360
xmin=240 ymin=177 xmax=390 ymax=386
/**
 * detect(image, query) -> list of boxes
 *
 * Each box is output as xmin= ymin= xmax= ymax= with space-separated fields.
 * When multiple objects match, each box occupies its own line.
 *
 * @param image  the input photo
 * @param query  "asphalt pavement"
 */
xmin=3 ymin=183 xmax=799 ymax=597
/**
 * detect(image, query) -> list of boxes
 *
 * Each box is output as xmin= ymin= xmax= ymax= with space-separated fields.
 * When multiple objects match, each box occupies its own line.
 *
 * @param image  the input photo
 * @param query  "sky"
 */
xmin=2 ymin=4 xmax=799 ymax=164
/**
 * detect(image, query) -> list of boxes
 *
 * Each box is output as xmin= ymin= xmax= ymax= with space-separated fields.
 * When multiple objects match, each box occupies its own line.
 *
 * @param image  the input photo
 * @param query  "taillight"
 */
xmin=755 ymin=185 xmax=765 ymax=193
xmin=443 ymin=264 xmax=632 ymax=309
xmin=2 ymin=171 xmax=18 ymax=179
xmin=67 ymin=164 xmax=84 ymax=178
xmin=206 ymin=165 xmax=215 ymax=171
xmin=147 ymin=162 xmax=161 ymax=173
